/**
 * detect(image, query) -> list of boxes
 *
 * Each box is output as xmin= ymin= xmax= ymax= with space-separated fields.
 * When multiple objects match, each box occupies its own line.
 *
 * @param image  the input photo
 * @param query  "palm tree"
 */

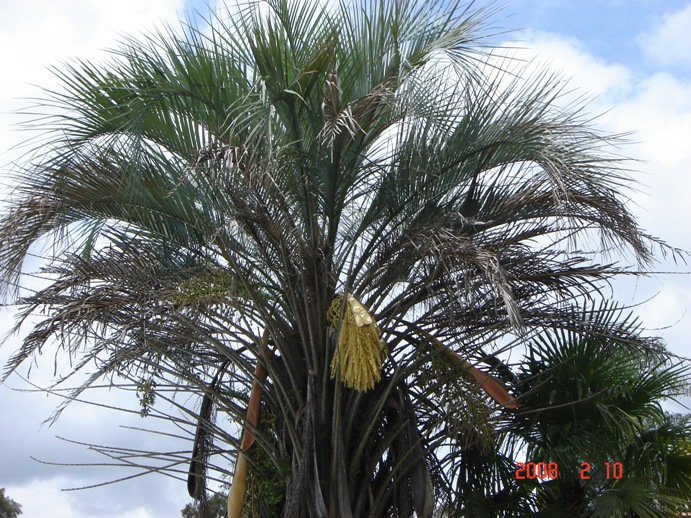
xmin=0 ymin=0 xmax=674 ymax=516
xmin=507 ymin=303 xmax=691 ymax=517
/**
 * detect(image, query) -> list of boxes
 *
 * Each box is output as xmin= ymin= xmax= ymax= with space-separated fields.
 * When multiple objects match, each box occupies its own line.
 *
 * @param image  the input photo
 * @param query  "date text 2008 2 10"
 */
xmin=515 ymin=461 xmax=624 ymax=480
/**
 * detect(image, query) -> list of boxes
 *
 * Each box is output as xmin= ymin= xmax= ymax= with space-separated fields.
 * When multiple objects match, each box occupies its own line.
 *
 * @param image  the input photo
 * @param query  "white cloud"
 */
xmin=0 ymin=369 xmax=197 ymax=518
xmin=4 ymin=478 xmax=164 ymax=518
xmin=639 ymin=3 xmax=691 ymax=69
xmin=636 ymin=283 xmax=691 ymax=335
xmin=0 ymin=0 xmax=184 ymax=62
xmin=506 ymin=31 xmax=632 ymax=107
xmin=601 ymin=73 xmax=691 ymax=165
xmin=595 ymin=72 xmax=691 ymax=252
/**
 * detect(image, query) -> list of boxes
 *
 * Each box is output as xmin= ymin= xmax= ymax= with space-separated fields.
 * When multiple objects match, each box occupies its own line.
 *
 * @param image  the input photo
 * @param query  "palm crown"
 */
xmin=0 ymin=0 xmax=680 ymax=516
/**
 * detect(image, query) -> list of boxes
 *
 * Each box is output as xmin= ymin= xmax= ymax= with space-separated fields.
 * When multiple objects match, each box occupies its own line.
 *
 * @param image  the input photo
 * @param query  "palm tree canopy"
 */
xmin=0 ymin=1 xmax=678 ymax=516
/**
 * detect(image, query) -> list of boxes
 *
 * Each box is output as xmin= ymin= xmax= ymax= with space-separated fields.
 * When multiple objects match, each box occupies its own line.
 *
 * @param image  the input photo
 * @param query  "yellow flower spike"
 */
xmin=327 ymin=293 xmax=387 ymax=391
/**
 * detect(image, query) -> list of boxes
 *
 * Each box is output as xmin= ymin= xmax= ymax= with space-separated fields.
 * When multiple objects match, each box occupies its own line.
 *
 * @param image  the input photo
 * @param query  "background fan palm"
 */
xmin=430 ymin=304 xmax=691 ymax=517
xmin=0 ymin=0 xmax=684 ymax=516
xmin=507 ymin=304 xmax=691 ymax=517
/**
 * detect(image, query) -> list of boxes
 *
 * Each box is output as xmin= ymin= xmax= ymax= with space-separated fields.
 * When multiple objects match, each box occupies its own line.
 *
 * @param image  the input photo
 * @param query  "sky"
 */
xmin=1 ymin=1 xmax=691 ymax=516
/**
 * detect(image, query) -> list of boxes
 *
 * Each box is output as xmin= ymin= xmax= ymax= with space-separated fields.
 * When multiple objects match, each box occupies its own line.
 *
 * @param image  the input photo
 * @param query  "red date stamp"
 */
xmin=515 ymin=461 xmax=624 ymax=480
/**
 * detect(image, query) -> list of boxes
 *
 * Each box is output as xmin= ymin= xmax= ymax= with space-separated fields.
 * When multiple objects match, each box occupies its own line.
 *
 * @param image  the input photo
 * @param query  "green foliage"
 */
xmin=243 ymin=440 xmax=289 ymax=515
xmin=181 ymin=492 xmax=227 ymax=518
xmin=233 ymin=402 xmax=289 ymax=517
xmin=0 ymin=489 xmax=22 ymax=518
xmin=135 ymin=377 xmax=157 ymax=417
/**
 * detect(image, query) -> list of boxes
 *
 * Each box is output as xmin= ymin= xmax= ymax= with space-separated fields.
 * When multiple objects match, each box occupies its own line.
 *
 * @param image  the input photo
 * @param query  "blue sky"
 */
xmin=488 ymin=0 xmax=691 ymax=81
xmin=492 ymin=0 xmax=682 ymax=65
xmin=1 ymin=1 xmax=690 ymax=517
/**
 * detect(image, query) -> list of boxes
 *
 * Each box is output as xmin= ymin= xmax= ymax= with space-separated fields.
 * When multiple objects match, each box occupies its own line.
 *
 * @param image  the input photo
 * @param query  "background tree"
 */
xmin=509 ymin=304 xmax=691 ymax=517
xmin=0 ymin=0 xmax=685 ymax=516
xmin=182 ymin=492 xmax=227 ymax=518
xmin=0 ymin=489 xmax=22 ymax=518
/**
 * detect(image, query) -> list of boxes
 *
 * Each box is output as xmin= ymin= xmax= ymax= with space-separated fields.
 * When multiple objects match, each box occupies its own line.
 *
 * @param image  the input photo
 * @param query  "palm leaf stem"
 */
xmin=227 ymin=328 xmax=271 ymax=518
